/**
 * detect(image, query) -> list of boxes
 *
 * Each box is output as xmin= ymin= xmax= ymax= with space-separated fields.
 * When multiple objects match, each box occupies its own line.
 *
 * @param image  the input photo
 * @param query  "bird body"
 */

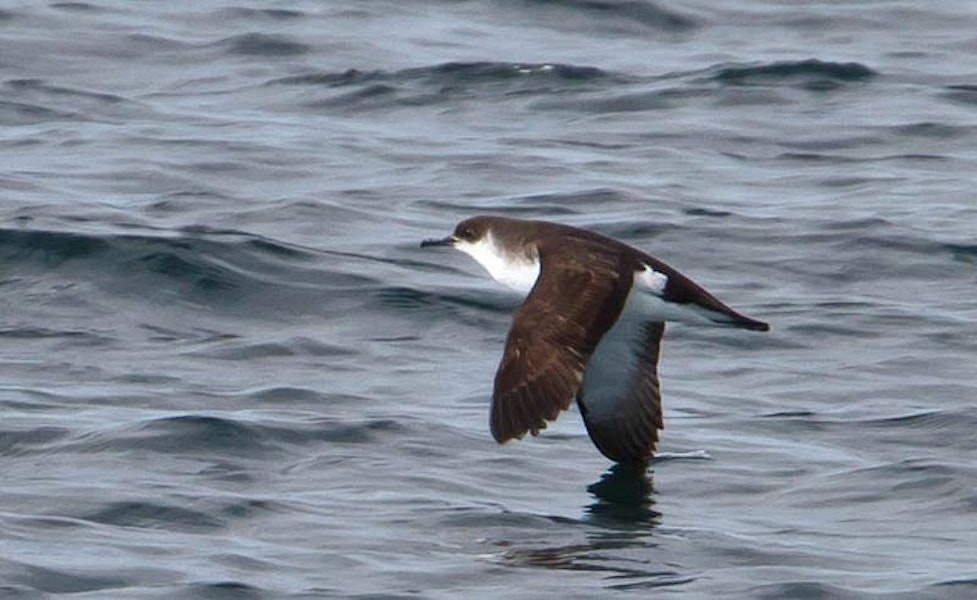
xmin=421 ymin=215 xmax=768 ymax=463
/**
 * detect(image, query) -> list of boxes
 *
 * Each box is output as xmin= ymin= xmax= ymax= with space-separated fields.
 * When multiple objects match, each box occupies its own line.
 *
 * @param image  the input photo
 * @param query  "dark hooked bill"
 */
xmin=420 ymin=236 xmax=455 ymax=248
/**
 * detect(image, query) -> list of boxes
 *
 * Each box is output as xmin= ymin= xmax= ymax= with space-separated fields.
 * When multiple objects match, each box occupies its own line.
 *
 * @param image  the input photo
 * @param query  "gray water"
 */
xmin=2 ymin=1 xmax=976 ymax=598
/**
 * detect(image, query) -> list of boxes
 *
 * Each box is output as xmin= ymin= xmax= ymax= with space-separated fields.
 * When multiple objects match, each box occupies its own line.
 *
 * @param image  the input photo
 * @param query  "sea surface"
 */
xmin=2 ymin=1 xmax=976 ymax=598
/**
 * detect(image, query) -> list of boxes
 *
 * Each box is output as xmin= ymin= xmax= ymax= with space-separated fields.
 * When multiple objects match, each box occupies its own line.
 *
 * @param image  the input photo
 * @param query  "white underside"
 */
xmin=578 ymin=280 xmax=650 ymax=424
xmin=579 ymin=265 xmax=736 ymax=425
xmin=455 ymin=233 xmax=540 ymax=295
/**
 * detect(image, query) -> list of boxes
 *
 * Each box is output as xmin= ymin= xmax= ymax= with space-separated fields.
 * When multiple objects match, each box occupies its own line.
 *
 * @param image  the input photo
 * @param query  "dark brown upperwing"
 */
xmin=491 ymin=238 xmax=635 ymax=443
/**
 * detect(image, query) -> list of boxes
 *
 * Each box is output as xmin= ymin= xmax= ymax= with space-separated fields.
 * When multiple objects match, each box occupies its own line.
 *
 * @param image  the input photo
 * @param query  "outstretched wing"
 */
xmin=577 ymin=321 xmax=665 ymax=463
xmin=491 ymin=242 xmax=634 ymax=443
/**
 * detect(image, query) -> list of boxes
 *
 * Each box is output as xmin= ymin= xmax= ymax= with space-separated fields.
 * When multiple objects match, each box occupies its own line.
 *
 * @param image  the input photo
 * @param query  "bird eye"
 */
xmin=462 ymin=228 xmax=475 ymax=240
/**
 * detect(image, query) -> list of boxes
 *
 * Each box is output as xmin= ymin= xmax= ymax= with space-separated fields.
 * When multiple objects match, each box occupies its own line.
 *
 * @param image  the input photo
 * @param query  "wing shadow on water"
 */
xmin=584 ymin=462 xmax=660 ymax=528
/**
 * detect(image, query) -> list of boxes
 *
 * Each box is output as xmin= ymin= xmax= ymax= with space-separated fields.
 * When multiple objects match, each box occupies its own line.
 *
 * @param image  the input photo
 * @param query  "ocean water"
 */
xmin=2 ymin=1 xmax=976 ymax=598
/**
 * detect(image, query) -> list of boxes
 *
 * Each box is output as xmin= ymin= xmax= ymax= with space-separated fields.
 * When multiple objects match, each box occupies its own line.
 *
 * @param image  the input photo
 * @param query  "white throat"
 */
xmin=455 ymin=231 xmax=540 ymax=295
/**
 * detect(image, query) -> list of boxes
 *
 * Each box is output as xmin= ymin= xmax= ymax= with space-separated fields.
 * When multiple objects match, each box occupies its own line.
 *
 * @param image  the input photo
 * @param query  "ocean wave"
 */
xmin=22 ymin=412 xmax=413 ymax=461
xmin=1 ymin=78 xmax=148 ymax=124
xmin=0 ymin=226 xmax=377 ymax=311
xmin=711 ymin=59 xmax=877 ymax=89
xmin=268 ymin=59 xmax=877 ymax=116
xmin=81 ymin=500 xmax=227 ymax=531
xmin=512 ymin=0 xmax=698 ymax=33
xmin=942 ymin=84 xmax=977 ymax=106
xmin=214 ymin=32 xmax=310 ymax=57
xmin=268 ymin=61 xmax=622 ymax=111
xmin=219 ymin=6 xmax=305 ymax=21
xmin=0 ymin=558 xmax=135 ymax=594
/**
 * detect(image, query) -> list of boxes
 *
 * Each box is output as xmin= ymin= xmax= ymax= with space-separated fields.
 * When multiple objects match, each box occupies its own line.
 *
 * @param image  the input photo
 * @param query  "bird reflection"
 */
xmin=496 ymin=462 xmax=662 ymax=576
xmin=585 ymin=461 xmax=660 ymax=527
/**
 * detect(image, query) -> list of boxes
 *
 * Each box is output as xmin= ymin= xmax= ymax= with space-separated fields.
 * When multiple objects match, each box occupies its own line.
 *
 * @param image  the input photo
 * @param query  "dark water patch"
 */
xmin=217 ymin=498 xmax=279 ymax=520
xmin=762 ymin=410 xmax=816 ymax=419
xmin=269 ymin=68 xmax=368 ymax=87
xmin=81 ymin=500 xmax=226 ymax=531
xmin=242 ymin=236 xmax=312 ymax=260
xmin=221 ymin=6 xmax=305 ymax=20
xmin=536 ymin=89 xmax=672 ymax=113
xmin=946 ymin=242 xmax=977 ymax=265
xmin=2 ymin=78 xmax=147 ymax=121
xmin=789 ymin=150 xmax=943 ymax=164
xmin=74 ymin=414 xmax=412 ymax=457
xmin=193 ymin=337 xmax=352 ymax=360
xmin=535 ymin=78 xmax=744 ymax=113
xmin=712 ymin=86 xmax=791 ymax=107
xmin=778 ymin=135 xmax=882 ymax=152
xmin=50 ymin=2 xmax=103 ymax=12
xmin=283 ymin=61 xmax=621 ymax=111
xmin=197 ymin=461 xmax=256 ymax=484
xmin=177 ymin=416 xmax=414 ymax=451
xmin=749 ymin=581 xmax=866 ymax=600
xmin=373 ymin=286 xmax=444 ymax=311
xmin=817 ymin=175 xmax=899 ymax=189
xmin=515 ymin=0 xmax=697 ymax=33
xmin=138 ymin=415 xmax=276 ymax=455
xmin=0 ymin=228 xmax=110 ymax=264
xmin=124 ymin=33 xmax=191 ymax=51
xmin=0 ymin=427 xmax=71 ymax=456
xmin=0 ymin=8 xmax=15 ymax=20
xmin=941 ymin=84 xmax=977 ymax=106
xmin=0 ymin=560 xmax=130 ymax=594
xmin=821 ymin=216 xmax=892 ymax=232
xmin=217 ymin=33 xmax=309 ymax=57
xmin=66 ymin=414 xmax=281 ymax=458
xmin=0 ymin=100 xmax=83 ymax=126
xmin=777 ymin=151 xmax=861 ymax=163
xmin=316 ymin=83 xmax=397 ymax=108
xmin=415 ymin=61 xmax=612 ymax=84
xmin=684 ymin=207 xmax=733 ymax=218
xmin=931 ymin=579 xmax=977 ymax=595
xmin=177 ymin=581 xmax=267 ymax=600
xmin=0 ymin=325 xmax=110 ymax=344
xmin=712 ymin=59 xmax=877 ymax=90
xmin=239 ymin=386 xmax=336 ymax=404
xmin=138 ymin=250 xmax=239 ymax=291
xmin=138 ymin=323 xmax=236 ymax=344
xmin=114 ymin=372 xmax=185 ymax=386
xmin=289 ymin=417 xmax=407 ymax=445
xmin=890 ymin=122 xmax=971 ymax=139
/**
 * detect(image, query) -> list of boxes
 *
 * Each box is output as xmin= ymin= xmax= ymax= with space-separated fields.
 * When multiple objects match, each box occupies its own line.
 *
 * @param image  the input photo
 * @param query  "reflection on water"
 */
xmin=585 ymin=462 xmax=660 ymax=527
xmin=497 ymin=462 xmax=683 ymax=587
